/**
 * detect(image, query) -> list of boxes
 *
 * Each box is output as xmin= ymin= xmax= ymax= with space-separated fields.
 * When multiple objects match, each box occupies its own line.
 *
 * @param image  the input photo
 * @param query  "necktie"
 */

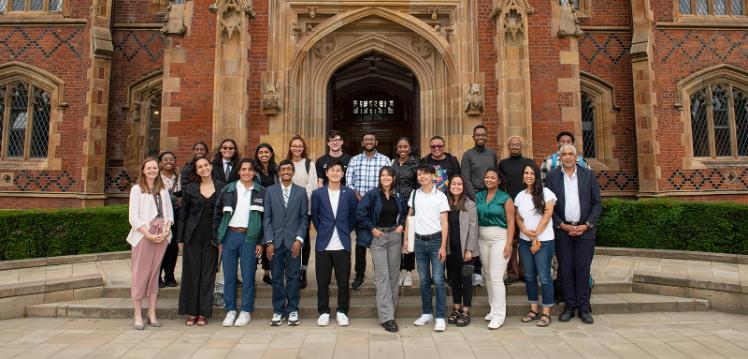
xmin=224 ymin=163 xmax=231 ymax=181
xmin=283 ymin=187 xmax=290 ymax=208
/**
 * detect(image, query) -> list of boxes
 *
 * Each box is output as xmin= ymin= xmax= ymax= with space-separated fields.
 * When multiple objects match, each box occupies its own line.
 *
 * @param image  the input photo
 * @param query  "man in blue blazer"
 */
xmin=310 ymin=159 xmax=358 ymax=327
xmin=545 ymin=144 xmax=602 ymax=325
xmin=263 ymin=159 xmax=309 ymax=326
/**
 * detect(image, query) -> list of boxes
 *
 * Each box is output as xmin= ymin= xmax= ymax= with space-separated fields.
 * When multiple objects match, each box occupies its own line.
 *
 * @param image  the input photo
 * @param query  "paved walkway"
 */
xmin=1 ymin=312 xmax=748 ymax=358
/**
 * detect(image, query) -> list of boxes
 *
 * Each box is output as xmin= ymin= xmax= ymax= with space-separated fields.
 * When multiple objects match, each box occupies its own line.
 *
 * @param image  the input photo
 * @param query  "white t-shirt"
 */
xmin=325 ymin=189 xmax=343 ymax=250
xmin=227 ymin=182 xmax=252 ymax=228
xmin=514 ymin=188 xmax=557 ymax=242
xmin=409 ymin=186 xmax=450 ymax=235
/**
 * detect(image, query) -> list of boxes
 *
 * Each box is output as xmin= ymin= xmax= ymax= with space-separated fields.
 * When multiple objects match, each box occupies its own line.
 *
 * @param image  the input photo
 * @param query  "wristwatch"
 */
xmin=585 ymin=221 xmax=594 ymax=229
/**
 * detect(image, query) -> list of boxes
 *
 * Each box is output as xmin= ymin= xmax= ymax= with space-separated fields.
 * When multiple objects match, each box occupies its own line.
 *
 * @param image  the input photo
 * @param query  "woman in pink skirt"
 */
xmin=126 ymin=157 xmax=174 ymax=330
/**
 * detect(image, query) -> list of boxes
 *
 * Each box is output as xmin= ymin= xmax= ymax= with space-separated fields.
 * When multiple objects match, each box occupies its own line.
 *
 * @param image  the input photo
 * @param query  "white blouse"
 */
xmin=126 ymin=184 xmax=174 ymax=247
xmin=292 ymin=159 xmax=317 ymax=214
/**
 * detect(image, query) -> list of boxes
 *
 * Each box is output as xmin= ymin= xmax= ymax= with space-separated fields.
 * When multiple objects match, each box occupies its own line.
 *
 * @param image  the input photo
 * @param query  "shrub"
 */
xmin=0 ymin=205 xmax=131 ymax=260
xmin=597 ymin=199 xmax=748 ymax=255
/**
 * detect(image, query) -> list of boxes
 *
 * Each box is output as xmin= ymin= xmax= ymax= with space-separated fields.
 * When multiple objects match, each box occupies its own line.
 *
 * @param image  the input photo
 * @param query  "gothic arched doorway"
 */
xmin=327 ymin=53 xmax=419 ymax=158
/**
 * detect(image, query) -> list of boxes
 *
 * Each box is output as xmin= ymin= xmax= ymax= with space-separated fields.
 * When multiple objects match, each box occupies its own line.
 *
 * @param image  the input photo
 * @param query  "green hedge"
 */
xmin=0 ymin=205 xmax=131 ymax=261
xmin=1 ymin=199 xmax=747 ymax=260
xmin=597 ymin=199 xmax=748 ymax=255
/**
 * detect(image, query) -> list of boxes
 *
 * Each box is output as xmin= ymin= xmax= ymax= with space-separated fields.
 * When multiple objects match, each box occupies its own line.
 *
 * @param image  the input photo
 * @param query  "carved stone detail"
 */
xmin=262 ymin=82 xmax=281 ymax=115
xmin=411 ymin=36 xmax=433 ymax=58
xmin=558 ymin=3 xmax=583 ymax=38
xmin=504 ymin=10 xmax=523 ymax=44
xmin=210 ymin=0 xmax=256 ymax=39
xmin=464 ymin=84 xmax=484 ymax=115
xmin=312 ymin=36 xmax=336 ymax=58
xmin=160 ymin=4 xmax=187 ymax=36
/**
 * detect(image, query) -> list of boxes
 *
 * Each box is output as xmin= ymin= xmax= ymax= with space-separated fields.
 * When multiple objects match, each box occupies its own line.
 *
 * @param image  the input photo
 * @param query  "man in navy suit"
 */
xmin=310 ymin=159 xmax=358 ymax=327
xmin=263 ymin=159 xmax=309 ymax=326
xmin=545 ymin=144 xmax=601 ymax=325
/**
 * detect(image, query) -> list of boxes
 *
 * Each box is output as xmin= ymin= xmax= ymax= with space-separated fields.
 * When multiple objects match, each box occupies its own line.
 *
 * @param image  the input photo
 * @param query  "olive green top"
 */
xmin=475 ymin=190 xmax=510 ymax=228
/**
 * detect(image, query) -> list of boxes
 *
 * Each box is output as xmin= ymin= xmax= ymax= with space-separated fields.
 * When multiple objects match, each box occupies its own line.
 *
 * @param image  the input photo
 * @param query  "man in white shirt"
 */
xmin=545 ymin=144 xmax=601 ymax=325
xmin=403 ymin=164 xmax=450 ymax=332
xmin=310 ymin=159 xmax=358 ymax=327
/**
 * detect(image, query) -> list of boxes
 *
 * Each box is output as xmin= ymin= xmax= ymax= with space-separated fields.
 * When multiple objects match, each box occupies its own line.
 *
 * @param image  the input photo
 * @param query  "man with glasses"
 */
xmin=498 ymin=136 xmax=535 ymax=285
xmin=346 ymin=132 xmax=391 ymax=290
xmin=316 ymin=130 xmax=352 ymax=187
xmin=420 ymin=136 xmax=461 ymax=192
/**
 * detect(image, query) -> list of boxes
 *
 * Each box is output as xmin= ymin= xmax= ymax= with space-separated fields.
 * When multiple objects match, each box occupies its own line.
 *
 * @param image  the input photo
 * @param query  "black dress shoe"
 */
xmin=382 ymin=320 xmax=399 ymax=332
xmin=262 ymin=274 xmax=272 ymax=286
xmin=165 ymin=278 xmax=178 ymax=287
xmin=299 ymin=269 xmax=307 ymax=289
xmin=352 ymin=276 xmax=364 ymax=290
xmin=579 ymin=311 xmax=594 ymax=324
xmin=158 ymin=277 xmax=166 ymax=289
xmin=558 ymin=308 xmax=576 ymax=322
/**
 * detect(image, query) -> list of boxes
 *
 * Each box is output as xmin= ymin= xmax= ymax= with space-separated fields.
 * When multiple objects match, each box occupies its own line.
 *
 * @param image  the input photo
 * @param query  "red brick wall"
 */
xmin=582 ymin=0 xmax=632 ymax=27
xmin=112 ymin=0 xmax=164 ymax=23
xmin=477 ymin=0 xmax=500 ymax=154
xmin=246 ymin=0 xmax=270 ymax=155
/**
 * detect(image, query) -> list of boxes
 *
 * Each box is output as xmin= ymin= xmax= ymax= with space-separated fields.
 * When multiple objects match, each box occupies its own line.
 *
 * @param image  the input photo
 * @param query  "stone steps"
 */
xmin=27 ymin=292 xmax=708 ymax=320
xmin=102 ymin=280 xmax=632 ymax=299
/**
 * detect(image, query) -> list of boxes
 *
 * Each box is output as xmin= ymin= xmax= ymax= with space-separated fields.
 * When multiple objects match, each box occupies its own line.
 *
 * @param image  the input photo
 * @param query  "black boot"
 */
xmin=299 ymin=269 xmax=308 ymax=289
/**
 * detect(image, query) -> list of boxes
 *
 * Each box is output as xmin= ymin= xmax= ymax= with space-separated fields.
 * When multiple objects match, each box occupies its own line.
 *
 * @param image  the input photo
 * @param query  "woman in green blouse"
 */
xmin=475 ymin=167 xmax=515 ymax=330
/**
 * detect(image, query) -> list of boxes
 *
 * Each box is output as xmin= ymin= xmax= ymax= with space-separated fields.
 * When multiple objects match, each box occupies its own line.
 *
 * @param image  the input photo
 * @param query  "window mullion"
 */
xmin=1 ymin=85 xmax=8 ymax=161
xmin=728 ymin=84 xmax=739 ymax=157
xmin=23 ymin=82 xmax=33 ymax=160
xmin=707 ymin=85 xmax=718 ymax=157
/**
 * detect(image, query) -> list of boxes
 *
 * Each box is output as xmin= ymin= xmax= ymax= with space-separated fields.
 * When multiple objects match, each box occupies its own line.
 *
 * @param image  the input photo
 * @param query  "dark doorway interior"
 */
xmin=327 ymin=53 xmax=419 ymax=158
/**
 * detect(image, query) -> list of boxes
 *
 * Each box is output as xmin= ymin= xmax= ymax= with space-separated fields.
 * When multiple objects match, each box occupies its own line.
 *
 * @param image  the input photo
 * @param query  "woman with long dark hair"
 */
xmin=286 ymin=135 xmax=317 ymax=289
xmin=391 ymin=137 xmax=418 ymax=287
xmin=514 ymin=163 xmax=556 ymax=327
xmin=126 ymin=157 xmax=174 ymax=330
xmin=445 ymin=174 xmax=478 ymax=327
xmin=212 ymin=138 xmax=241 ymax=183
xmin=253 ymin=143 xmax=277 ymax=285
xmin=177 ymin=156 xmax=225 ymax=326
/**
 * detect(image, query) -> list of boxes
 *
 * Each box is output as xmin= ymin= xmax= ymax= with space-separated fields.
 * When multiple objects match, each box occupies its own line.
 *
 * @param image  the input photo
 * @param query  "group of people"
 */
xmin=126 ymin=127 xmax=601 ymax=332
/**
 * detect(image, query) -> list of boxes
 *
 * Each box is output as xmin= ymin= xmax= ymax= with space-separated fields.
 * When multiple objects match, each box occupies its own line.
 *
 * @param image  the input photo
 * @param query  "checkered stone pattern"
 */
xmin=596 ymin=171 xmax=639 ymax=191
xmin=12 ymin=170 xmax=75 ymax=192
xmin=666 ymin=168 xmax=748 ymax=191
xmin=0 ymin=26 xmax=82 ymax=59
xmin=579 ymin=33 xmax=629 ymax=65
xmin=659 ymin=31 xmax=748 ymax=63
xmin=105 ymin=168 xmax=134 ymax=193
xmin=112 ymin=31 xmax=165 ymax=63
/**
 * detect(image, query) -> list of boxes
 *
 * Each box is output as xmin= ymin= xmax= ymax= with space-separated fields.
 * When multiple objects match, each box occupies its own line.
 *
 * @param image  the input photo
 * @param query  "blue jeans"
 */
xmin=519 ymin=239 xmax=555 ymax=307
xmin=414 ymin=237 xmax=446 ymax=319
xmin=271 ymin=242 xmax=301 ymax=315
xmin=222 ymin=231 xmax=257 ymax=313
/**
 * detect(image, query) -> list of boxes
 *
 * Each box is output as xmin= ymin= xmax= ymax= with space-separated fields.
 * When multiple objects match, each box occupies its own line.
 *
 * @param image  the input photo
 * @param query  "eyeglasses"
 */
xmin=221 ymin=146 xmax=235 ymax=150
xmin=328 ymin=138 xmax=343 ymax=143
xmin=430 ymin=145 xmax=444 ymax=149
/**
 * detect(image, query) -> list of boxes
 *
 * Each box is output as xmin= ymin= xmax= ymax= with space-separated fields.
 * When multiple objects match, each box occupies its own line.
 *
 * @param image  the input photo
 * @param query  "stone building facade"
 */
xmin=0 ymin=0 xmax=747 ymax=208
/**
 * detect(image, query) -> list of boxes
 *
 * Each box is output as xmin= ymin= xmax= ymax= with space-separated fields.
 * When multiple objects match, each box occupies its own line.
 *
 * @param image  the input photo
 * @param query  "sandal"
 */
xmin=456 ymin=312 xmax=471 ymax=327
xmin=185 ymin=316 xmax=197 ymax=326
xmin=448 ymin=310 xmax=461 ymax=325
xmin=196 ymin=316 xmax=208 ymax=326
xmin=520 ymin=310 xmax=539 ymax=323
xmin=536 ymin=314 xmax=552 ymax=327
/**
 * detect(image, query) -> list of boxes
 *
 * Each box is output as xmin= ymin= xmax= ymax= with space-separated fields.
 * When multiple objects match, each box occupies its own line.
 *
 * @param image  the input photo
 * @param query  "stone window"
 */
xmin=678 ymin=0 xmax=745 ymax=16
xmin=0 ymin=0 xmax=62 ymax=13
xmin=689 ymin=83 xmax=748 ymax=158
xmin=125 ymin=71 xmax=163 ymax=163
xmin=581 ymin=92 xmax=596 ymax=158
xmin=580 ymin=72 xmax=620 ymax=170
xmin=0 ymin=80 xmax=53 ymax=161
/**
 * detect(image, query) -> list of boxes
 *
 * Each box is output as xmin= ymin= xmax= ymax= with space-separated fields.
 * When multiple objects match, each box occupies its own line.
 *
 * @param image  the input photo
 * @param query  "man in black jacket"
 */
xmin=545 ymin=144 xmax=601 ymax=325
xmin=420 ymin=136 xmax=460 ymax=192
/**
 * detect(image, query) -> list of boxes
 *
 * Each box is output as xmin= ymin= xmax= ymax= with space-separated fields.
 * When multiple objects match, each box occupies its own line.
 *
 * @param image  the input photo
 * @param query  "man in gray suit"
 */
xmin=264 ymin=159 xmax=309 ymax=326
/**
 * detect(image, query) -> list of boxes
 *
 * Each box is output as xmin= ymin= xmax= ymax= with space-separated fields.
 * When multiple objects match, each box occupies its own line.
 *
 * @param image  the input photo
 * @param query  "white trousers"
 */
xmin=479 ymin=226 xmax=509 ymax=325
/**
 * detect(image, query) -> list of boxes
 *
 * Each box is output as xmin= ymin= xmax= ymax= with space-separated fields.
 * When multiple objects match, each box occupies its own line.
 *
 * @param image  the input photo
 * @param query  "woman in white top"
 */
xmin=127 ymin=157 xmax=174 ymax=330
xmin=514 ymin=163 xmax=556 ymax=327
xmin=286 ymin=135 xmax=317 ymax=288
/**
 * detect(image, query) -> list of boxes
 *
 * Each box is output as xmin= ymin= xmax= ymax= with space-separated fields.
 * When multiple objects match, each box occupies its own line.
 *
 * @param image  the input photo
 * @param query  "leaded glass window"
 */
xmin=352 ymin=99 xmax=397 ymax=122
xmin=581 ymin=92 xmax=596 ymax=158
xmin=680 ymin=0 xmax=745 ymax=15
xmin=146 ymin=92 xmax=162 ymax=158
xmin=2 ymin=0 xmax=62 ymax=12
xmin=0 ymin=81 xmax=52 ymax=160
xmin=690 ymin=83 xmax=748 ymax=158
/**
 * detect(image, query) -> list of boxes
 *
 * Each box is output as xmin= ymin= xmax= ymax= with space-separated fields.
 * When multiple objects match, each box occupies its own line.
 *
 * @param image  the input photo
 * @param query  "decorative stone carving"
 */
xmin=160 ymin=4 xmax=187 ymax=36
xmin=558 ymin=3 xmax=583 ymax=38
xmin=312 ymin=36 xmax=336 ymax=58
xmin=411 ymin=36 xmax=433 ymax=58
xmin=291 ymin=23 xmax=303 ymax=38
xmin=307 ymin=7 xmax=318 ymax=18
xmin=464 ymin=84 xmax=483 ymax=115
xmin=262 ymin=82 xmax=281 ymax=115
xmin=504 ymin=10 xmax=523 ymax=42
xmin=209 ymin=0 xmax=256 ymax=39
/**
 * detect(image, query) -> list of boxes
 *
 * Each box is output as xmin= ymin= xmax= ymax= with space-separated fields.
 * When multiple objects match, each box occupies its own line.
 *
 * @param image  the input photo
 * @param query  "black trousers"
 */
xmin=354 ymin=245 xmax=367 ymax=279
xmin=316 ymin=250 xmax=351 ymax=315
xmin=302 ymin=215 xmax=311 ymax=269
xmin=178 ymin=234 xmax=218 ymax=317
xmin=400 ymin=252 xmax=415 ymax=271
xmin=446 ymin=254 xmax=473 ymax=307
xmin=555 ymin=231 xmax=595 ymax=313
xmin=160 ymin=218 xmax=178 ymax=281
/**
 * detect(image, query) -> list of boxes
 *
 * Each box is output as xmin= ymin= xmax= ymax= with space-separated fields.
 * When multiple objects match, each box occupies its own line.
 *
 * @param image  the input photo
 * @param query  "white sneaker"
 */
xmin=317 ymin=313 xmax=330 ymax=326
xmin=413 ymin=314 xmax=433 ymax=326
xmin=434 ymin=318 xmax=446 ymax=332
xmin=484 ymin=313 xmax=493 ymax=321
xmin=234 ymin=311 xmax=251 ymax=327
xmin=336 ymin=312 xmax=349 ymax=326
xmin=403 ymin=271 xmax=413 ymax=287
xmin=270 ymin=313 xmax=284 ymax=326
xmin=488 ymin=317 xmax=502 ymax=330
xmin=288 ymin=311 xmax=300 ymax=326
xmin=222 ymin=310 xmax=237 ymax=327
xmin=473 ymin=273 xmax=483 ymax=287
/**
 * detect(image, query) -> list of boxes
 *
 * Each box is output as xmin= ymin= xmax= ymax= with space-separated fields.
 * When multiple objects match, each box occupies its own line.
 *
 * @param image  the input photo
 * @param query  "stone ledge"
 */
xmin=0 ymin=251 xmax=130 ymax=271
xmin=597 ymin=247 xmax=748 ymax=264
xmin=0 ymin=274 xmax=104 ymax=299
xmin=632 ymin=270 xmax=748 ymax=314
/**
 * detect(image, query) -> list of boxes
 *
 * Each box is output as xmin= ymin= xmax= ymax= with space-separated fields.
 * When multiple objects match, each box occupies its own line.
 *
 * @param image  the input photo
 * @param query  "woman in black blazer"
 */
xmin=177 ymin=156 xmax=225 ymax=326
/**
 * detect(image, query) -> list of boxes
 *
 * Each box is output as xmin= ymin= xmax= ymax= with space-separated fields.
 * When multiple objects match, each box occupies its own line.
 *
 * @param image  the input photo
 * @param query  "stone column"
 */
xmin=554 ymin=2 xmax=584 ymax=156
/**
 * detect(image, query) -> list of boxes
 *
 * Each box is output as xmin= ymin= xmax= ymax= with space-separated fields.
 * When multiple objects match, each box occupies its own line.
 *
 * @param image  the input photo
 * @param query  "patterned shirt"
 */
xmin=346 ymin=151 xmax=391 ymax=197
xmin=540 ymin=152 xmax=590 ymax=183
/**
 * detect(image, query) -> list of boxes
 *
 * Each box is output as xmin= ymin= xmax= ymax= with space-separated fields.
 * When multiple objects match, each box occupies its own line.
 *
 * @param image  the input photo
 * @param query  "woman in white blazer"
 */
xmin=127 ymin=157 xmax=174 ymax=330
